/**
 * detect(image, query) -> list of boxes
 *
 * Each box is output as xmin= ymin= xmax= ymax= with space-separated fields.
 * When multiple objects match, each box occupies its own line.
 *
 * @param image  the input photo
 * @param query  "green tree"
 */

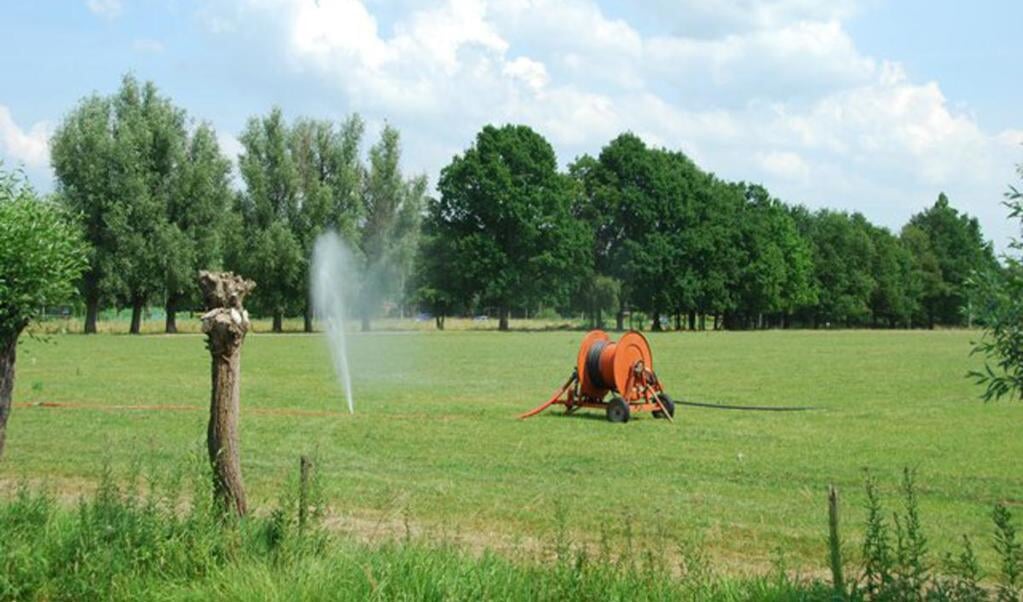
xmin=904 ymin=193 xmax=998 ymax=327
xmin=413 ymin=218 xmax=465 ymax=330
xmin=433 ymin=124 xmax=591 ymax=330
xmin=576 ymin=134 xmax=701 ymax=331
xmin=968 ymin=164 xmax=1023 ymax=400
xmin=731 ymin=184 xmax=816 ymax=329
xmin=803 ymin=210 xmax=876 ymax=327
xmin=232 ymin=107 xmax=303 ymax=332
xmin=50 ymin=94 xmax=116 ymax=333
xmin=357 ymin=125 xmax=425 ymax=331
xmin=290 ymin=116 xmax=364 ymax=331
xmin=105 ymin=76 xmax=190 ymax=334
xmin=865 ymin=223 xmax=917 ymax=327
xmin=0 ymin=165 xmax=88 ymax=457
xmin=162 ymin=123 xmax=233 ymax=333
xmin=53 ymin=74 xmax=208 ymax=335
xmin=900 ymin=224 xmax=944 ymax=328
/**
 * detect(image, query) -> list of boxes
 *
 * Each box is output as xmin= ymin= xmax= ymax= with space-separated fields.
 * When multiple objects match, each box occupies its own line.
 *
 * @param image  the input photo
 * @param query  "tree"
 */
xmin=575 ymin=134 xmax=702 ymax=331
xmin=53 ymin=75 xmax=196 ymax=334
xmin=357 ymin=125 xmax=425 ymax=331
xmin=50 ymin=94 xmax=115 ymax=333
xmin=904 ymin=193 xmax=998 ymax=327
xmin=0 ymin=165 xmax=88 ymax=457
xmin=802 ymin=210 xmax=876 ymax=327
xmin=232 ymin=107 xmax=303 ymax=332
xmin=104 ymin=76 xmax=190 ymax=334
xmin=162 ymin=123 xmax=233 ymax=333
xmin=968 ymin=165 xmax=1023 ymax=400
xmin=290 ymin=116 xmax=364 ymax=332
xmin=413 ymin=221 xmax=464 ymax=330
xmin=198 ymin=271 xmax=254 ymax=515
xmin=433 ymin=124 xmax=591 ymax=330
xmin=865 ymin=223 xmax=916 ymax=327
xmin=731 ymin=184 xmax=816 ymax=329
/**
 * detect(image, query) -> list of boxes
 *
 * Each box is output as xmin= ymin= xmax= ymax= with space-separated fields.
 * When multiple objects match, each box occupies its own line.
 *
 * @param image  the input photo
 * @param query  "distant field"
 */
xmin=3 ymin=328 xmax=1021 ymax=572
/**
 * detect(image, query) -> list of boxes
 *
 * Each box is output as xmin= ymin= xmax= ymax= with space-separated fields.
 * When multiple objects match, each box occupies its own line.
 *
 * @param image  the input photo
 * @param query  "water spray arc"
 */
xmin=311 ymin=232 xmax=355 ymax=414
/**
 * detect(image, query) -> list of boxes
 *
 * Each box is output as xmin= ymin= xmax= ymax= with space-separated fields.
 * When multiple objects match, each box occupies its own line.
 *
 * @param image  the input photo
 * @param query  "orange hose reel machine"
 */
xmin=519 ymin=330 xmax=675 ymax=423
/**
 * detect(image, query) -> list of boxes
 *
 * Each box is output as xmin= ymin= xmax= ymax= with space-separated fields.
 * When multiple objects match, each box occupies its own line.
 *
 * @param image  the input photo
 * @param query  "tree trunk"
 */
xmin=129 ymin=296 xmax=144 ymax=334
xmin=498 ymin=307 xmax=509 ymax=331
xmin=0 ymin=333 xmax=18 ymax=459
xmin=165 ymin=294 xmax=179 ymax=334
xmin=361 ymin=314 xmax=371 ymax=332
xmin=303 ymin=302 xmax=313 ymax=333
xmin=272 ymin=311 xmax=283 ymax=333
xmin=435 ymin=315 xmax=445 ymax=330
xmin=688 ymin=311 xmax=696 ymax=331
xmin=85 ymin=290 xmax=99 ymax=334
xmin=199 ymin=271 xmax=255 ymax=517
xmin=651 ymin=310 xmax=662 ymax=332
xmin=616 ymin=308 xmax=625 ymax=331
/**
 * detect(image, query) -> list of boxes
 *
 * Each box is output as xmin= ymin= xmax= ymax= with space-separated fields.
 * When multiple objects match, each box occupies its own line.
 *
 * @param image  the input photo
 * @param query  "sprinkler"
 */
xmin=519 ymin=330 xmax=675 ymax=423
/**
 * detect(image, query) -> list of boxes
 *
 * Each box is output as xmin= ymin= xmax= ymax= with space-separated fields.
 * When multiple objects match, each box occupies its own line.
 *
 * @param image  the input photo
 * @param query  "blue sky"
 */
xmin=1 ymin=1 xmax=1020 ymax=250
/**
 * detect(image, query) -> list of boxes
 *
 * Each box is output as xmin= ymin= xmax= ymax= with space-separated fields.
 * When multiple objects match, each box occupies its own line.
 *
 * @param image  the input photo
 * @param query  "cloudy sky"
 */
xmin=1 ymin=1 xmax=1020 ymax=249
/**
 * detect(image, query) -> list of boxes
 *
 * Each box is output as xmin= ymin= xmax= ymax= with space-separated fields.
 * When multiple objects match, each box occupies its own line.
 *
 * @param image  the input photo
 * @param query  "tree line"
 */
xmin=49 ymin=75 xmax=1000 ymax=333
xmin=419 ymin=126 xmax=999 ymax=331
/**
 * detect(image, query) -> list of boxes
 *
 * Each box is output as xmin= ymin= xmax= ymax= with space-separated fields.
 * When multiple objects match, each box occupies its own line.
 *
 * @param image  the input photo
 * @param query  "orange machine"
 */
xmin=519 ymin=330 xmax=675 ymax=423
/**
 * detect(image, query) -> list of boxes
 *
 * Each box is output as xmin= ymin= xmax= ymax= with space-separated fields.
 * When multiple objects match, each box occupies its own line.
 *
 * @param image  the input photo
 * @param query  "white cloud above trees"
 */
xmin=0 ymin=105 xmax=51 ymax=170
xmin=9 ymin=0 xmax=1019 ymax=250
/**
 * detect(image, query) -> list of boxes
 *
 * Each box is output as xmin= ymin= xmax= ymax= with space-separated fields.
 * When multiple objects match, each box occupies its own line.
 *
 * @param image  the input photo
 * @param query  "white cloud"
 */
xmin=0 ymin=105 xmax=51 ymax=169
xmin=86 ymin=0 xmax=122 ymax=19
xmin=502 ymin=57 xmax=548 ymax=91
xmin=757 ymin=150 xmax=810 ymax=183
xmin=197 ymin=0 xmax=1020 ymax=249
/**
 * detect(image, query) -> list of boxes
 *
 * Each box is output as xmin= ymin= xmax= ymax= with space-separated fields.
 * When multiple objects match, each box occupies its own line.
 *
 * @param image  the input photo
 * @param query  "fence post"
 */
xmin=828 ymin=484 xmax=845 ymax=599
xmin=299 ymin=455 xmax=313 ymax=531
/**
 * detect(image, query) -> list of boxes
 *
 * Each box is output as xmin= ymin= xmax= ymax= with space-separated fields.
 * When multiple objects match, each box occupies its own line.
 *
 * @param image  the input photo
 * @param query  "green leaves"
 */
xmin=431 ymin=125 xmax=590 ymax=323
xmin=965 ymin=168 xmax=1023 ymax=402
xmin=0 ymin=165 xmax=88 ymax=338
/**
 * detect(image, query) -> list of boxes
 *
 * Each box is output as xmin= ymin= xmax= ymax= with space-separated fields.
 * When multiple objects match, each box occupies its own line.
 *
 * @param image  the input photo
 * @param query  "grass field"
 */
xmin=3 ymin=327 xmax=1021 ymax=575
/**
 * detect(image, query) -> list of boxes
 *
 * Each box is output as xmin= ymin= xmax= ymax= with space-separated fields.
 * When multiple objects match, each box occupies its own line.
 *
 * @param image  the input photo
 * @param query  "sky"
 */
xmin=1 ymin=0 xmax=1020 ymax=250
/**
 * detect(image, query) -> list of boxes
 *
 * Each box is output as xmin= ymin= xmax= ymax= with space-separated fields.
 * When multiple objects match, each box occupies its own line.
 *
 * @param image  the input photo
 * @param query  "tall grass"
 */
xmin=838 ymin=469 xmax=1022 ymax=601
xmin=0 ymin=458 xmax=829 ymax=601
xmin=4 ymin=459 xmax=1021 ymax=600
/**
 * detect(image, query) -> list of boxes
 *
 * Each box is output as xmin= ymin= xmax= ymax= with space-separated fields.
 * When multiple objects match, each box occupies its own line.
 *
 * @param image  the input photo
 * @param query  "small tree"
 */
xmin=0 ymin=166 xmax=88 ymax=457
xmin=969 ymin=164 xmax=1023 ymax=401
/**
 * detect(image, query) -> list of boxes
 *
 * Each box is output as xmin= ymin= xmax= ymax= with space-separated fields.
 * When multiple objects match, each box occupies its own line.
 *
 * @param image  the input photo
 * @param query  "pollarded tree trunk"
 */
xmin=272 ymin=310 xmax=283 ymax=333
xmin=129 ymin=296 xmax=144 ymax=334
xmin=498 ymin=307 xmax=509 ymax=331
xmin=0 ymin=332 xmax=18 ymax=459
xmin=199 ymin=270 xmax=255 ymax=517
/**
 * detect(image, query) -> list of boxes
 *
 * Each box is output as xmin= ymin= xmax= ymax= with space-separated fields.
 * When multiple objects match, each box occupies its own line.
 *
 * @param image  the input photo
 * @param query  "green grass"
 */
xmin=4 ymin=328 xmax=1021 ymax=574
xmin=2 ymin=466 xmax=828 ymax=601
